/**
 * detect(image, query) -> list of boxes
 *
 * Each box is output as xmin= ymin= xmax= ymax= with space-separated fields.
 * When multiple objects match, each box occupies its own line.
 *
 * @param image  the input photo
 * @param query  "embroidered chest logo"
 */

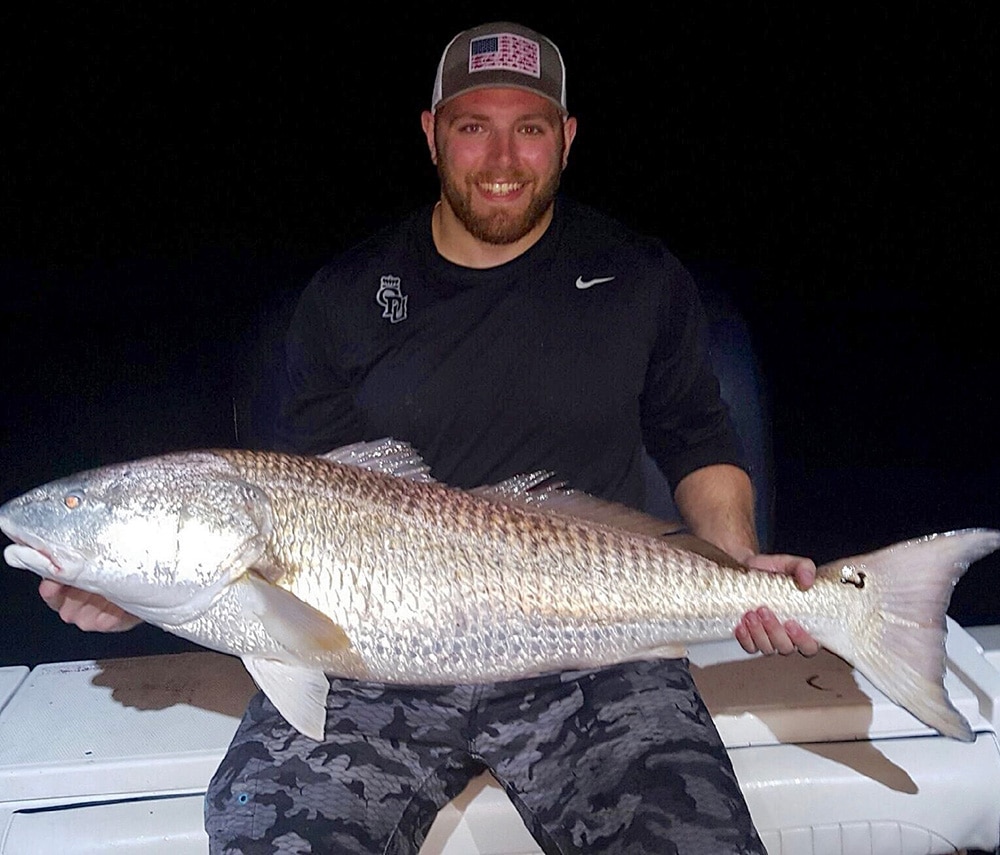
xmin=376 ymin=275 xmax=408 ymax=323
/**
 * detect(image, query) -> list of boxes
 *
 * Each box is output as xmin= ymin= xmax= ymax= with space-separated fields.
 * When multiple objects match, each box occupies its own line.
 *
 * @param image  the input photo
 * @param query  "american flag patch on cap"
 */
xmin=468 ymin=32 xmax=541 ymax=78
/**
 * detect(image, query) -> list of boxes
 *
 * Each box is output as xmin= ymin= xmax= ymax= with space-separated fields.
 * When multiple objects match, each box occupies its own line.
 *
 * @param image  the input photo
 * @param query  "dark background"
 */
xmin=1 ymin=4 xmax=997 ymax=665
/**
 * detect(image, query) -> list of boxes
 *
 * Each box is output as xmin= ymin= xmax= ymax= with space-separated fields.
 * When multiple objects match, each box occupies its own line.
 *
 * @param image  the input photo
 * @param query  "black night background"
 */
xmin=1 ymin=4 xmax=997 ymax=664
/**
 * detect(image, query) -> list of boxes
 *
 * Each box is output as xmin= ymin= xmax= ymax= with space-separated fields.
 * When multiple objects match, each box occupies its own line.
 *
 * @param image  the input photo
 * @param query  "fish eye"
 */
xmin=63 ymin=492 xmax=83 ymax=510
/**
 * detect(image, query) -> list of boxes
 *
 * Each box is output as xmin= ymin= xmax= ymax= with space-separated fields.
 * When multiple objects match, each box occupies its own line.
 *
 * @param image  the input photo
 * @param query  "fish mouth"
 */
xmin=4 ymin=542 xmax=63 ymax=578
xmin=0 ymin=523 xmax=76 ymax=580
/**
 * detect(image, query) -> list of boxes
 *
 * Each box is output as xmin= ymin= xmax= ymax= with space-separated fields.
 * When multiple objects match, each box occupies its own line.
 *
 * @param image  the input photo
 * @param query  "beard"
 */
xmin=436 ymin=160 xmax=563 ymax=246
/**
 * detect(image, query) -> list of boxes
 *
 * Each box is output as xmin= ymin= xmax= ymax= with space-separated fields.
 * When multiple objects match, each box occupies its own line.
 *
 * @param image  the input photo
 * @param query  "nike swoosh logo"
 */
xmin=575 ymin=276 xmax=616 ymax=290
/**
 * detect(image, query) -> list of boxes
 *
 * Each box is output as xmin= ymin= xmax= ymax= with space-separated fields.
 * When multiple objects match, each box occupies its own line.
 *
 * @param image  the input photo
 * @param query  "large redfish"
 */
xmin=1 ymin=439 xmax=996 ymax=742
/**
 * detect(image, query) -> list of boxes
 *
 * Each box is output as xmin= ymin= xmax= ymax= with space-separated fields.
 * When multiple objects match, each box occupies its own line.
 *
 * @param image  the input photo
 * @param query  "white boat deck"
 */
xmin=1 ymin=621 xmax=998 ymax=854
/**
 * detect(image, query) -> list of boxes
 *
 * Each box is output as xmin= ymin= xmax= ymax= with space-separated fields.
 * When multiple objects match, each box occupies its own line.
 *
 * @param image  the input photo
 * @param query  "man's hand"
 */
xmin=734 ymin=554 xmax=821 ymax=657
xmin=671 ymin=466 xmax=822 ymax=658
xmin=38 ymin=580 xmax=142 ymax=632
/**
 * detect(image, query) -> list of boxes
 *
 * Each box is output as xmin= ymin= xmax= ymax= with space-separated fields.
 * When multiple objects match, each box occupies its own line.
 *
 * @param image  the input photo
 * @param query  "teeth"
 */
xmin=480 ymin=182 xmax=523 ymax=196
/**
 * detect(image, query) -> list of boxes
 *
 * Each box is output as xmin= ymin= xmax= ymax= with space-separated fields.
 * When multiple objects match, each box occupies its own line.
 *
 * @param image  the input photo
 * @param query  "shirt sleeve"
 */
xmin=639 ymin=258 xmax=746 ymax=490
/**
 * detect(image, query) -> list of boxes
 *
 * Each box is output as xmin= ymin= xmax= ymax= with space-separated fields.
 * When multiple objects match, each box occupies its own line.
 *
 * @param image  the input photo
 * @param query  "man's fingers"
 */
xmin=735 ymin=608 xmax=820 ymax=657
xmin=746 ymin=554 xmax=817 ymax=590
xmin=38 ymin=580 xmax=141 ymax=632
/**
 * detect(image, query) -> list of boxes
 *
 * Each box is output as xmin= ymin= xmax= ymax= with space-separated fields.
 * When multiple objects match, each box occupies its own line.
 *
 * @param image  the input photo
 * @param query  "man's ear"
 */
xmin=562 ymin=116 xmax=578 ymax=169
xmin=420 ymin=111 xmax=438 ymax=165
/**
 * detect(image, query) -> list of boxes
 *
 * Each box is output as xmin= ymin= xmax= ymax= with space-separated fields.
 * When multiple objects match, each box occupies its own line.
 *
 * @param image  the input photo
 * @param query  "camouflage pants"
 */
xmin=204 ymin=659 xmax=765 ymax=854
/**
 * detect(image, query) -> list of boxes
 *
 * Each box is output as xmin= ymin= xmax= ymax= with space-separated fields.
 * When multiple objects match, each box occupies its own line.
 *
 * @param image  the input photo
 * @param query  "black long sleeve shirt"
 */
xmin=276 ymin=196 xmax=743 ymax=509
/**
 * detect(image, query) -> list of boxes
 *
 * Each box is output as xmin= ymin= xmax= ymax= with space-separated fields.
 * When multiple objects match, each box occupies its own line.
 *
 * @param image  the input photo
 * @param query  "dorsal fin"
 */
xmin=474 ymin=473 xmax=685 ymax=539
xmin=321 ymin=439 xmax=687 ymax=541
xmin=319 ymin=438 xmax=436 ymax=482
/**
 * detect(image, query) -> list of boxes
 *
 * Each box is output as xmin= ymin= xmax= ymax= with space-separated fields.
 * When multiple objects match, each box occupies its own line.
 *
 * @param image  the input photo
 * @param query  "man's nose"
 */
xmin=486 ymin=130 xmax=516 ymax=167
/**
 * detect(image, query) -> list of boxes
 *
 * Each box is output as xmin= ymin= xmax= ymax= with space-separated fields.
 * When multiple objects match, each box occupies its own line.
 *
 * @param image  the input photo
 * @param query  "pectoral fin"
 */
xmin=245 ymin=572 xmax=351 ymax=656
xmin=242 ymin=657 xmax=331 ymax=741
xmin=235 ymin=575 xmax=353 ymax=739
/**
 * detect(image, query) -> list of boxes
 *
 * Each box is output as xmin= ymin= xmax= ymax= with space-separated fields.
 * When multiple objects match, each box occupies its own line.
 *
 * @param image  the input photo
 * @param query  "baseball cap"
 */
xmin=431 ymin=22 xmax=567 ymax=115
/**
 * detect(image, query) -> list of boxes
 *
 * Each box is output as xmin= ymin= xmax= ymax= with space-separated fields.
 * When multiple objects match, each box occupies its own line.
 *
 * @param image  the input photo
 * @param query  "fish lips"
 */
xmin=4 ymin=542 xmax=63 ymax=577
xmin=1 ymin=519 xmax=85 ymax=583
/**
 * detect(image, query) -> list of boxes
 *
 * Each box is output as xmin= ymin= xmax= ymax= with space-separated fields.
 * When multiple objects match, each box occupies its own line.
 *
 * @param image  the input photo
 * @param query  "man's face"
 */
xmin=422 ymin=88 xmax=577 ymax=246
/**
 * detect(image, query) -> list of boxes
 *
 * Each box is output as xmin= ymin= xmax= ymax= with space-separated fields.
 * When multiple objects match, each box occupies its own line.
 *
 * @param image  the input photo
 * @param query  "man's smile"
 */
xmin=477 ymin=180 xmax=527 ymax=197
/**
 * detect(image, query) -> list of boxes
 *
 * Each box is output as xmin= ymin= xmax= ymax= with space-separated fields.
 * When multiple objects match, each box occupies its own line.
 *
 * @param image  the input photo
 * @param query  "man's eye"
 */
xmin=458 ymin=123 xmax=483 ymax=133
xmin=519 ymin=125 xmax=545 ymax=136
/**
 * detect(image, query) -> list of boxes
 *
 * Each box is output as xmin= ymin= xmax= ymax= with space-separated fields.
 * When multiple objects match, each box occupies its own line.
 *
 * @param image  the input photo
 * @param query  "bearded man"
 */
xmin=42 ymin=21 xmax=818 ymax=854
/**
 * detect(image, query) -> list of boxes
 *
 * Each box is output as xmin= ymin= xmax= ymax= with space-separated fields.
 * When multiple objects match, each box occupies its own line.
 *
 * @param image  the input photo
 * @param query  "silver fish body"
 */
xmin=2 ymin=440 xmax=997 ymax=742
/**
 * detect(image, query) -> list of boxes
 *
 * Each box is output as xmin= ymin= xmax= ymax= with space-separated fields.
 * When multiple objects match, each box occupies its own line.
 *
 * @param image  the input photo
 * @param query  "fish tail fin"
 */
xmin=820 ymin=528 xmax=1000 ymax=742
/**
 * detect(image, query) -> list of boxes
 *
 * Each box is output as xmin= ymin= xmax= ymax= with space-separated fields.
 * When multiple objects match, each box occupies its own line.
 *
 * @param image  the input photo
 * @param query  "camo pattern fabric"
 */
xmin=205 ymin=658 xmax=765 ymax=854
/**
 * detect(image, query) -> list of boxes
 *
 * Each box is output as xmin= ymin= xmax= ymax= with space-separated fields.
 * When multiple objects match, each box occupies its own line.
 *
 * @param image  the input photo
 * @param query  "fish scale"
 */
xmin=217 ymin=450 xmax=956 ymax=682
